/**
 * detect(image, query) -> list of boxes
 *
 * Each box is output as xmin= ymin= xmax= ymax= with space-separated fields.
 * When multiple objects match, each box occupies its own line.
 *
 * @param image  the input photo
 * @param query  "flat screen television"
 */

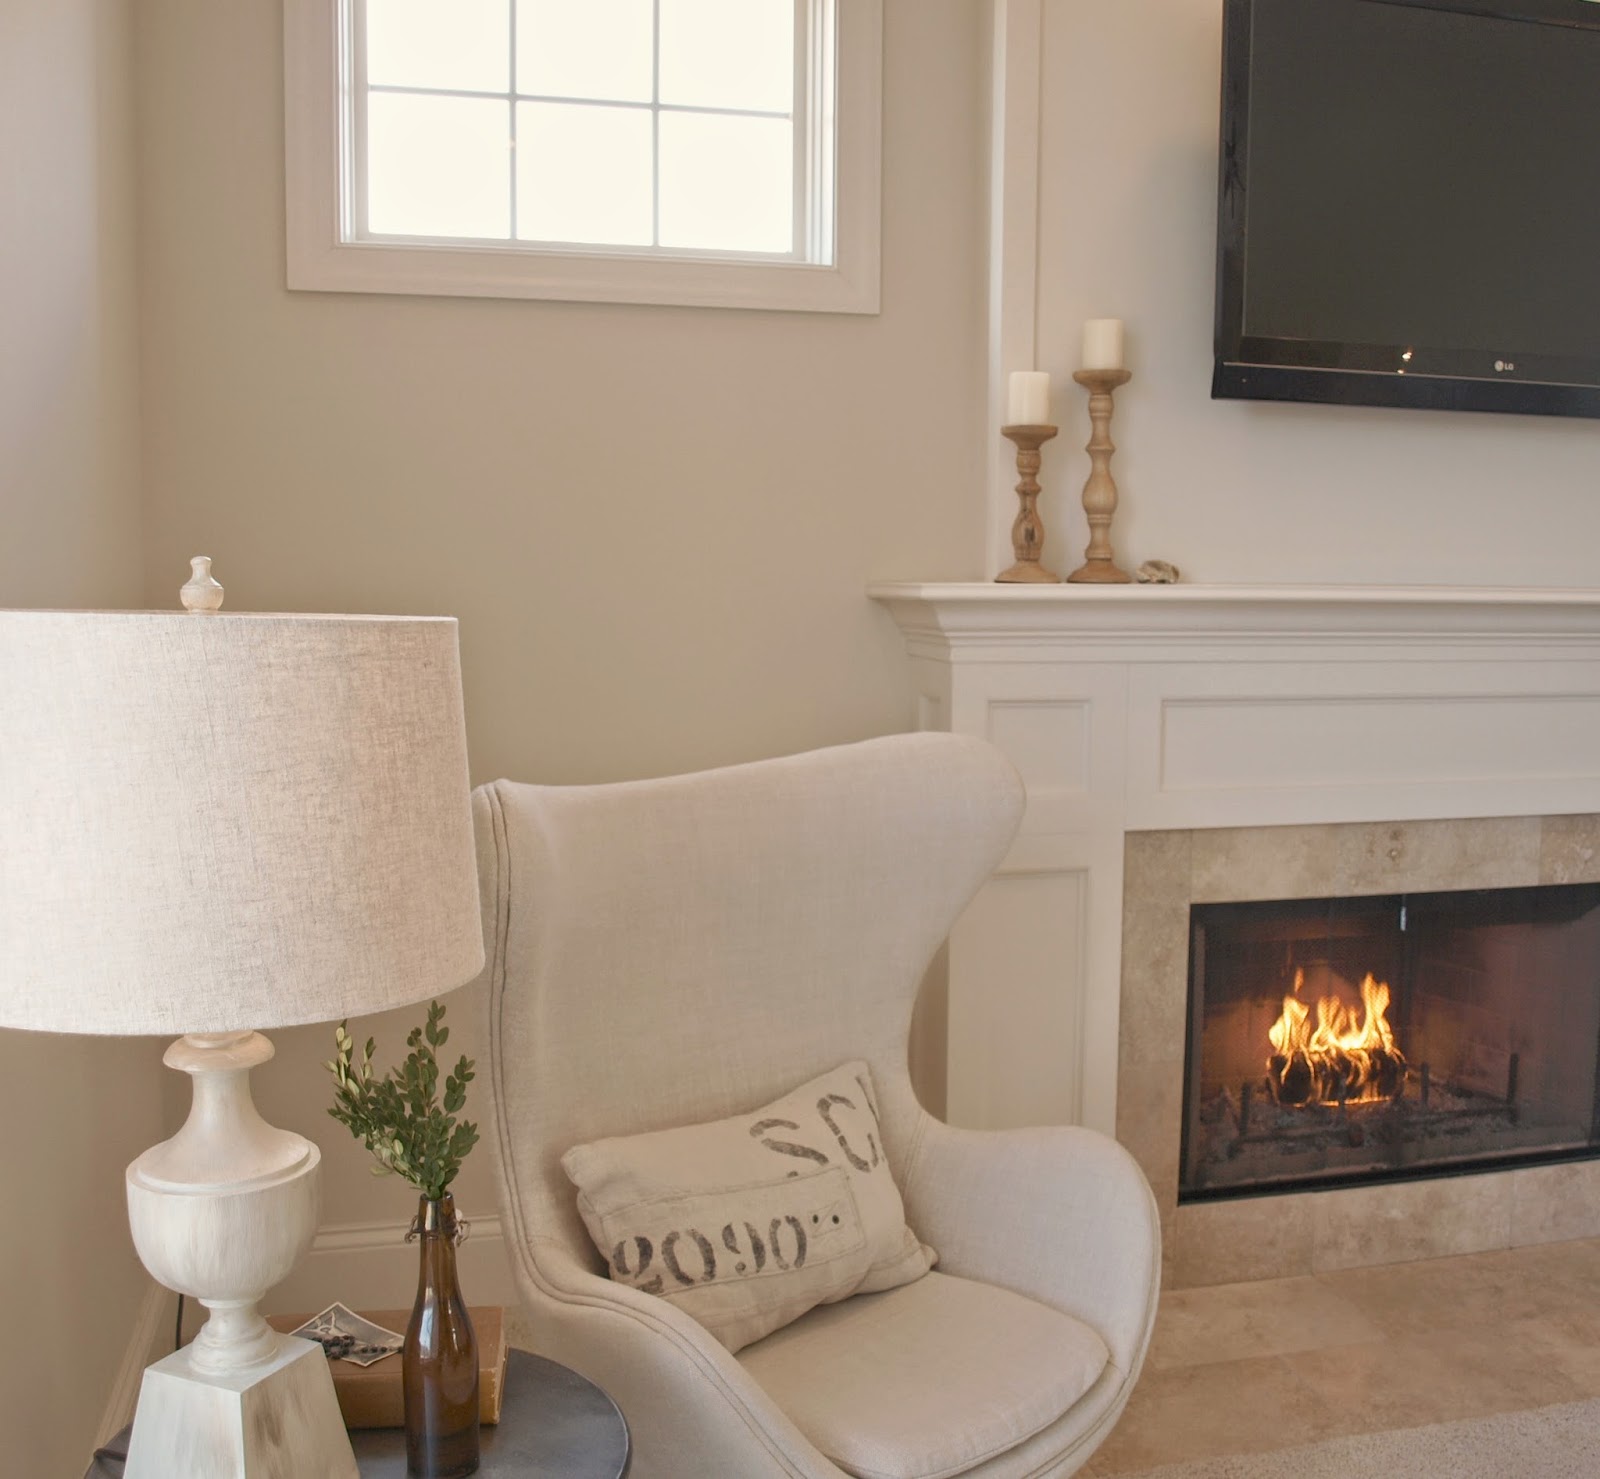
xmin=1213 ymin=0 xmax=1600 ymax=419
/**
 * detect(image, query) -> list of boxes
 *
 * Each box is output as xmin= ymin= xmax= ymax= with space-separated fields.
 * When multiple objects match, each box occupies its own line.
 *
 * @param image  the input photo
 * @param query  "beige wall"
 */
xmin=133 ymin=0 xmax=989 ymax=1275
xmin=1032 ymin=0 xmax=1600 ymax=586
xmin=0 ymin=1 xmax=164 ymax=1473
xmin=1 ymin=0 xmax=145 ymax=605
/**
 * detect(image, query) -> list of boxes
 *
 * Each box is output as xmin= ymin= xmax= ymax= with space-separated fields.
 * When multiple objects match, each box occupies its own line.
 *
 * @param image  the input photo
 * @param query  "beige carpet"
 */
xmin=1109 ymin=1398 xmax=1600 ymax=1479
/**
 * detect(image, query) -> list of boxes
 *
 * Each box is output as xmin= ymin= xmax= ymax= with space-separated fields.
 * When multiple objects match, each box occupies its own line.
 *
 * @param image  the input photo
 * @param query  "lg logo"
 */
xmin=1494 ymin=359 xmax=1517 ymax=373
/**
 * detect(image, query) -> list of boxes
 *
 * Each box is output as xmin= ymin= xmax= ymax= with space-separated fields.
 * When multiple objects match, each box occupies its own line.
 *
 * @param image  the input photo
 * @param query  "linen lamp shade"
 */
xmin=0 ymin=609 xmax=484 ymax=1034
xmin=0 ymin=585 xmax=486 ymax=1478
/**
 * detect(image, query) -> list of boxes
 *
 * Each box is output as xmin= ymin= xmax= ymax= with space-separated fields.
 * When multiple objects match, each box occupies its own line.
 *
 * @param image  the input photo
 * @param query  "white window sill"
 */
xmin=284 ymin=236 xmax=880 ymax=313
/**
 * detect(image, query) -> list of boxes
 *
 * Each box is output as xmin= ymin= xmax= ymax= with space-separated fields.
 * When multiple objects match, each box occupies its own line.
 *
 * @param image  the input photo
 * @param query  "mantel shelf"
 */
xmin=868 ymin=581 xmax=1600 ymax=649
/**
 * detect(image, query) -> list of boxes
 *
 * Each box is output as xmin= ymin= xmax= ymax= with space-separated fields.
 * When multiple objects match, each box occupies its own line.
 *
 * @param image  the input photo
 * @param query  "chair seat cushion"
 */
xmin=737 ymin=1270 xmax=1110 ymax=1479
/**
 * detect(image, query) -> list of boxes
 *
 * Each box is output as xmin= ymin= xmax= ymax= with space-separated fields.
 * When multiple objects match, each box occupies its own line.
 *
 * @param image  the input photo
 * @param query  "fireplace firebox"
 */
xmin=1181 ymin=883 xmax=1600 ymax=1200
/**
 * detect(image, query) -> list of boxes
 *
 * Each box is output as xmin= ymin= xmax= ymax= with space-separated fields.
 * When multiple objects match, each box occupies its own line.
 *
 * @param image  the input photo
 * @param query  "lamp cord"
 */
xmin=85 ymin=1295 xmax=188 ymax=1469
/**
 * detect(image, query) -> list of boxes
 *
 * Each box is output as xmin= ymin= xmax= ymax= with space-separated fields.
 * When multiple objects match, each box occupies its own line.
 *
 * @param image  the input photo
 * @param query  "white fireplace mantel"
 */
xmin=870 ymin=581 xmax=1600 ymax=646
xmin=870 ymin=582 xmax=1600 ymax=1138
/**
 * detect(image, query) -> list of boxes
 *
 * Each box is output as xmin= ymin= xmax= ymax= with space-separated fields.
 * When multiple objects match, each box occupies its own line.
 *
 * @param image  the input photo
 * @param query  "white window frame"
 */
xmin=284 ymin=0 xmax=881 ymax=313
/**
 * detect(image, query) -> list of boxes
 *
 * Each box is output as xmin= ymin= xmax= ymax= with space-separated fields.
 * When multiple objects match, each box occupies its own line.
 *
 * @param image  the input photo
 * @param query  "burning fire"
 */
xmin=1267 ymin=968 xmax=1405 ymax=1107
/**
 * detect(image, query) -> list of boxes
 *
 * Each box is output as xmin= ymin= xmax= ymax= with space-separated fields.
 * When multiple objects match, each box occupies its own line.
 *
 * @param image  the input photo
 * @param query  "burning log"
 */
xmin=1371 ymin=1048 xmax=1403 ymax=1099
xmin=1266 ymin=969 xmax=1406 ymax=1109
xmin=1270 ymin=1051 xmax=1314 ymax=1106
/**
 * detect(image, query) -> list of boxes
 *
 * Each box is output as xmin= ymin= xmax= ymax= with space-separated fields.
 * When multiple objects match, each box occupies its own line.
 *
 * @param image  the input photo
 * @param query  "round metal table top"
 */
xmin=89 ymin=1349 xmax=630 ymax=1479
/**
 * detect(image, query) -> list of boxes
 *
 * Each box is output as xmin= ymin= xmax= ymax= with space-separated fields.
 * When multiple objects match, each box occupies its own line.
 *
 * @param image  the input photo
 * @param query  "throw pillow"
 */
xmin=560 ymin=1061 xmax=935 ymax=1353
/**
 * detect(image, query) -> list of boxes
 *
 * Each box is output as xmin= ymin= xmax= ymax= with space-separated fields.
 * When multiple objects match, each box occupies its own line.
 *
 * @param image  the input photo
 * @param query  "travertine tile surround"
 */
xmin=1119 ymin=814 xmax=1600 ymax=1288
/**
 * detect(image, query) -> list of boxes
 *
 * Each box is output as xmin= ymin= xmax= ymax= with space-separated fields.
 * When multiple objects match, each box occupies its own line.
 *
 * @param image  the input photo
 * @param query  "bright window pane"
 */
xmin=367 ymin=94 xmax=511 ymax=238
xmin=366 ymin=0 xmax=509 ymax=94
xmin=658 ymin=112 xmax=792 ymax=252
xmin=659 ymin=0 xmax=794 ymax=114
xmin=517 ymin=0 xmax=653 ymax=104
xmin=516 ymin=102 xmax=653 ymax=246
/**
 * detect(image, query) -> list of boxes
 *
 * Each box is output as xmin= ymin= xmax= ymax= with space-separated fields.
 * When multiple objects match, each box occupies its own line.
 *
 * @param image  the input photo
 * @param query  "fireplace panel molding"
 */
xmin=1129 ymin=663 xmax=1600 ymax=831
xmin=870 ymin=583 xmax=1600 ymax=1141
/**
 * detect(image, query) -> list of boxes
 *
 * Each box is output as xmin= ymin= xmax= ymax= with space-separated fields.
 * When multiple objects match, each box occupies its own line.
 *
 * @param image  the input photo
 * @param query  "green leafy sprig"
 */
xmin=326 ymin=1000 xmax=479 ymax=1202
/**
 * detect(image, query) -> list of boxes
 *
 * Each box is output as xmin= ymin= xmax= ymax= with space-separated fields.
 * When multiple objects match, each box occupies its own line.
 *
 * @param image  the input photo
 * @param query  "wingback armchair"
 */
xmin=474 ymin=733 xmax=1159 ymax=1477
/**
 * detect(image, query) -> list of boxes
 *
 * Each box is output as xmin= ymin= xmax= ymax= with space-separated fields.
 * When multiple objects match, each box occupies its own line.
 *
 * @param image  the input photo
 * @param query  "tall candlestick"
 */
xmin=1081 ymin=319 xmax=1125 ymax=372
xmin=1007 ymin=370 xmax=1052 ymax=426
xmin=1067 ymin=368 xmax=1134 ymax=584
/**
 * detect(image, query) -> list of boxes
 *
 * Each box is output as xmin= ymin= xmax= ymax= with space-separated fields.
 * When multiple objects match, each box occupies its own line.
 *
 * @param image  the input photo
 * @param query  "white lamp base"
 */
xmin=121 ymin=1031 xmax=360 ymax=1478
xmin=125 ymin=1335 xmax=359 ymax=1479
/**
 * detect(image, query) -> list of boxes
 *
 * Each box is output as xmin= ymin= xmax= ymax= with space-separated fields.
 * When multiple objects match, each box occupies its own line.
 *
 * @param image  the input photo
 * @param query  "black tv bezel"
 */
xmin=1212 ymin=0 xmax=1600 ymax=420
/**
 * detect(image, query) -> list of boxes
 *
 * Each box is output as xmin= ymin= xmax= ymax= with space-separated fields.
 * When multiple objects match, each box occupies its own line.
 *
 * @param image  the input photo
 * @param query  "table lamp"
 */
xmin=0 ymin=560 xmax=486 ymax=1478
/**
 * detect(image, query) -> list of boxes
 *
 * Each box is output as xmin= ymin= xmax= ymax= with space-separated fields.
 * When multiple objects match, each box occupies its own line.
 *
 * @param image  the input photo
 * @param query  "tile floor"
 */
xmin=1081 ymin=1235 xmax=1600 ymax=1474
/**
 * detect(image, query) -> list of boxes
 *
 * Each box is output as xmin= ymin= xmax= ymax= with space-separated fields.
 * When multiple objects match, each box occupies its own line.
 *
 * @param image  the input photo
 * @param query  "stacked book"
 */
xmin=268 ymin=1305 xmax=509 ymax=1430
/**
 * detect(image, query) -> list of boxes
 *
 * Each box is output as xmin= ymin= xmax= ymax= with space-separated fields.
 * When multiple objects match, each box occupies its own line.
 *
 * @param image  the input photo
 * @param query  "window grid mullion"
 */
xmin=508 ymin=0 xmax=519 ymax=240
xmin=367 ymin=81 xmax=790 ymax=122
xmin=651 ymin=0 xmax=662 ymax=250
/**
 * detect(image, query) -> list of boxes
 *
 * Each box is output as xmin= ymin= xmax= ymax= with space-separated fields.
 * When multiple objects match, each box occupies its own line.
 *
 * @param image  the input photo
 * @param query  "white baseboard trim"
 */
xmin=308 ymin=1211 xmax=504 ymax=1254
xmin=270 ymin=1211 xmax=517 ymax=1315
xmin=96 ymin=1279 xmax=171 ymax=1447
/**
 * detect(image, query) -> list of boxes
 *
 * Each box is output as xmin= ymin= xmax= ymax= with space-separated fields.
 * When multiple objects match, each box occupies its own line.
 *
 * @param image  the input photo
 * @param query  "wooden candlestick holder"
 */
xmin=1067 ymin=368 xmax=1134 ymax=584
xmin=995 ymin=423 xmax=1061 ymax=583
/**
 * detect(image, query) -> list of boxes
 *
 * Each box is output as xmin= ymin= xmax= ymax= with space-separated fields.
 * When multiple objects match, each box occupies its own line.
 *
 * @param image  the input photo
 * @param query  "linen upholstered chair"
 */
xmin=474 ymin=733 xmax=1160 ymax=1477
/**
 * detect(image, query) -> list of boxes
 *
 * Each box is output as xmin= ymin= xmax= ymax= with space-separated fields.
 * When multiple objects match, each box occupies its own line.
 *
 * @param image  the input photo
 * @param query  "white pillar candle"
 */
xmin=1081 ymin=318 xmax=1125 ymax=371
xmin=1007 ymin=370 xmax=1052 ymax=425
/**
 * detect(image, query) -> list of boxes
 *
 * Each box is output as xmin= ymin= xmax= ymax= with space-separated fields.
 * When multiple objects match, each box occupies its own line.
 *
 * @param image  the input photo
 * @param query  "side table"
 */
xmin=88 ymin=1348 xmax=630 ymax=1478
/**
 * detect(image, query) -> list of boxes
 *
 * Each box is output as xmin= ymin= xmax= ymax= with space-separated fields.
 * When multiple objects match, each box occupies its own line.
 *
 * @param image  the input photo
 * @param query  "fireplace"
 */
xmin=1182 ymin=883 xmax=1600 ymax=1200
xmin=871 ymin=582 xmax=1600 ymax=1286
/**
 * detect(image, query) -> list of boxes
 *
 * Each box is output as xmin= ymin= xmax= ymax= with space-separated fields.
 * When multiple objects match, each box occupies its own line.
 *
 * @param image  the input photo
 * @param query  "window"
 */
xmin=285 ymin=0 xmax=881 ymax=311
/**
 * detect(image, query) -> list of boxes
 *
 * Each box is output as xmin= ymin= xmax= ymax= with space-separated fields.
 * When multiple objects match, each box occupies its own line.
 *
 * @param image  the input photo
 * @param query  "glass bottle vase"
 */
xmin=404 ymin=1192 xmax=480 ymax=1478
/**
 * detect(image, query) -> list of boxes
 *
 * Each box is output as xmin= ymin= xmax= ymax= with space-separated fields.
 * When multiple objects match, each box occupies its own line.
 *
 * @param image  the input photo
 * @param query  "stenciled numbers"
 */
xmin=661 ymin=1228 xmax=717 ymax=1286
xmin=749 ymin=1079 xmax=882 ymax=1175
xmin=609 ymin=1080 xmax=883 ymax=1296
xmin=610 ymin=1234 xmax=663 ymax=1294
xmin=612 ymin=1215 xmax=808 ymax=1292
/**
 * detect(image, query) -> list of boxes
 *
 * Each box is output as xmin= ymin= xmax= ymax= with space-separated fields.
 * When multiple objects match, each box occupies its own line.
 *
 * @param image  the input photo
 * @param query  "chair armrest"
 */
xmin=531 ymin=1232 xmax=724 ymax=1337
xmin=900 ymin=1119 xmax=1161 ymax=1374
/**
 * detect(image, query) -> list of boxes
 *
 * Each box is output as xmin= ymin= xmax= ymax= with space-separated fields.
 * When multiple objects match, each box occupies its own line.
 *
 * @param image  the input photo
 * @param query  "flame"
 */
xmin=1267 ymin=968 xmax=1405 ymax=1107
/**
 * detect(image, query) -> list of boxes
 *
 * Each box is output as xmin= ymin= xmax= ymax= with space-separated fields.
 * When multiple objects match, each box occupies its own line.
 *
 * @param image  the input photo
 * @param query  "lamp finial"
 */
xmin=180 ymin=556 xmax=224 ymax=613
